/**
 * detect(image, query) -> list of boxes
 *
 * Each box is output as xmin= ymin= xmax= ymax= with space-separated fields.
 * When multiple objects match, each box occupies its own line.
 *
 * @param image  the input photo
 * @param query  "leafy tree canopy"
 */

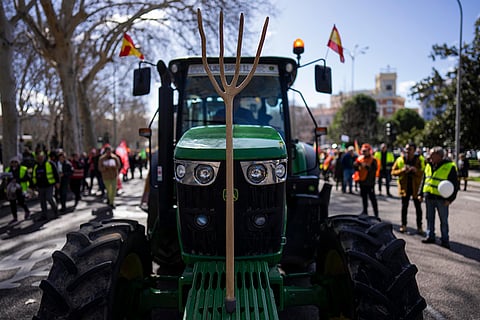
xmin=329 ymin=94 xmax=379 ymax=146
xmin=411 ymin=17 xmax=480 ymax=151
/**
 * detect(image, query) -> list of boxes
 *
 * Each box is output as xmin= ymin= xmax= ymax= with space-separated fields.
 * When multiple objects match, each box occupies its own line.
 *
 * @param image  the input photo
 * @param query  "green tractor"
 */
xmin=35 ymin=51 xmax=426 ymax=320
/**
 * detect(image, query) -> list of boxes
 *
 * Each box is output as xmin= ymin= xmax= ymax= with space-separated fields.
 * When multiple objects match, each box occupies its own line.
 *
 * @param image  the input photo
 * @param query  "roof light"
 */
xmin=293 ymin=38 xmax=305 ymax=55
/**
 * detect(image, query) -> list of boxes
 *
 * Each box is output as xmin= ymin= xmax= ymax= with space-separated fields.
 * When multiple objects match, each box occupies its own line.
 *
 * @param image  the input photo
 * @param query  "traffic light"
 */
xmin=385 ymin=122 xmax=392 ymax=136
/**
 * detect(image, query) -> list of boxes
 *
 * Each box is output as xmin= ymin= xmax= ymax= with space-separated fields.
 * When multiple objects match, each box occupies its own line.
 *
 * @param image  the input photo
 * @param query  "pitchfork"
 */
xmin=197 ymin=9 xmax=269 ymax=313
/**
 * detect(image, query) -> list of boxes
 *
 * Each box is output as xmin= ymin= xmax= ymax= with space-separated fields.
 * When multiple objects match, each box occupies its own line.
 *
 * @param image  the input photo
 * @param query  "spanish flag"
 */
xmin=327 ymin=25 xmax=345 ymax=63
xmin=119 ymin=33 xmax=144 ymax=60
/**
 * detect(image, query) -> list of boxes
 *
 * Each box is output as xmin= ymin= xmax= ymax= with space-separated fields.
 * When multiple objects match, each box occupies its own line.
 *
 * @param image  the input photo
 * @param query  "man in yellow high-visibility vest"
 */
xmin=32 ymin=151 xmax=60 ymax=221
xmin=374 ymin=143 xmax=395 ymax=196
xmin=419 ymin=147 xmax=458 ymax=249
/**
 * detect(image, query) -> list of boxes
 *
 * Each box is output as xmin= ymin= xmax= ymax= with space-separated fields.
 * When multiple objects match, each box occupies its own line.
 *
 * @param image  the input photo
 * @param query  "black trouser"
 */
xmin=59 ymin=178 xmax=70 ymax=210
xmin=378 ymin=169 xmax=391 ymax=194
xmin=70 ymin=179 xmax=82 ymax=205
xmin=360 ymin=184 xmax=378 ymax=217
xmin=9 ymin=189 xmax=30 ymax=220
xmin=401 ymin=187 xmax=422 ymax=228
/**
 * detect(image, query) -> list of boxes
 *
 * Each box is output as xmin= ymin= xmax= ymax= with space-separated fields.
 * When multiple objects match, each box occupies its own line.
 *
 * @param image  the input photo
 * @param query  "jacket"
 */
xmin=391 ymin=155 xmax=424 ymax=197
xmin=353 ymin=155 xmax=379 ymax=186
xmin=99 ymin=152 xmax=121 ymax=180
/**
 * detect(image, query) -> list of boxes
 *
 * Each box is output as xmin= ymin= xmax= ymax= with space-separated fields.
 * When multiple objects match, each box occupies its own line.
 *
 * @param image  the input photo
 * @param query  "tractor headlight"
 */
xmin=195 ymin=164 xmax=215 ymax=185
xmin=253 ymin=214 xmax=267 ymax=228
xmin=174 ymin=160 xmax=220 ymax=186
xmin=194 ymin=214 xmax=209 ymax=228
xmin=275 ymin=163 xmax=286 ymax=179
xmin=247 ymin=164 xmax=267 ymax=184
xmin=241 ymin=160 xmax=287 ymax=185
xmin=176 ymin=164 xmax=186 ymax=179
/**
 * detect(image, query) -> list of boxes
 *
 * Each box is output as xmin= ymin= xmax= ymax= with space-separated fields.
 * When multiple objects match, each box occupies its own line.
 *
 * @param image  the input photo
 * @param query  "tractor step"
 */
xmin=183 ymin=260 xmax=279 ymax=319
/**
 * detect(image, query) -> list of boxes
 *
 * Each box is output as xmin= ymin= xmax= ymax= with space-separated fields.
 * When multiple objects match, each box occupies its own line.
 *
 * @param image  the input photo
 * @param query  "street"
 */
xmin=0 ymin=174 xmax=479 ymax=319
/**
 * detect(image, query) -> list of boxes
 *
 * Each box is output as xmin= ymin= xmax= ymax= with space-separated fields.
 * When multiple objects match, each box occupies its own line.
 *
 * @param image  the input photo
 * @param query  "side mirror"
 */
xmin=139 ymin=127 xmax=152 ymax=138
xmin=315 ymin=65 xmax=332 ymax=94
xmin=133 ymin=67 xmax=151 ymax=96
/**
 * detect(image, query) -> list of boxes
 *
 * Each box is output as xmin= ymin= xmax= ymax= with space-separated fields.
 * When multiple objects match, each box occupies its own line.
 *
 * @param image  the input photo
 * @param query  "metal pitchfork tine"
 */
xmin=197 ymin=8 xmax=269 ymax=313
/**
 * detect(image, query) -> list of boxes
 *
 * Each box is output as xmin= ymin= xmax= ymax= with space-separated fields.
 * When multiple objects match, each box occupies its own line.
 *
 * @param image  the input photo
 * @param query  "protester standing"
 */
xmin=4 ymin=157 xmax=31 ymax=224
xmin=56 ymin=152 xmax=73 ymax=212
xmin=391 ymin=143 xmax=425 ymax=234
xmin=374 ymin=143 xmax=394 ymax=196
xmin=334 ymin=150 xmax=344 ymax=191
xmin=70 ymin=153 xmax=85 ymax=208
xmin=457 ymin=153 xmax=469 ymax=191
xmin=341 ymin=146 xmax=356 ymax=194
xmin=32 ymin=152 xmax=60 ymax=220
xmin=353 ymin=143 xmax=380 ymax=217
xmin=420 ymin=147 xmax=458 ymax=249
xmin=99 ymin=145 xmax=121 ymax=208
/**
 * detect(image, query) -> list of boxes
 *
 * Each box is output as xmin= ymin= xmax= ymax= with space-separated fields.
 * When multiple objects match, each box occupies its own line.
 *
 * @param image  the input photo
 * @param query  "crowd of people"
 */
xmin=1 ymin=142 xmax=148 ymax=225
xmin=324 ymin=142 xmax=464 ymax=249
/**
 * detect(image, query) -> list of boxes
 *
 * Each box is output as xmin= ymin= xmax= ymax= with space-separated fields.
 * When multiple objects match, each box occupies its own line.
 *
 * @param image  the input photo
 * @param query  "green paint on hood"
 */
xmin=175 ymin=125 xmax=287 ymax=160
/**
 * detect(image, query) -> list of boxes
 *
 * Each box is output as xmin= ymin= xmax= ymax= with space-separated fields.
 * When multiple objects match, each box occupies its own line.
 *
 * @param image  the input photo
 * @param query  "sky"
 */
xmin=258 ymin=0 xmax=480 ymax=109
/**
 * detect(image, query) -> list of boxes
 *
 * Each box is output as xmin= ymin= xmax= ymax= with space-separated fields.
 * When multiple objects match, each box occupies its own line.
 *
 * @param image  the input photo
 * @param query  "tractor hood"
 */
xmin=174 ymin=125 xmax=287 ymax=161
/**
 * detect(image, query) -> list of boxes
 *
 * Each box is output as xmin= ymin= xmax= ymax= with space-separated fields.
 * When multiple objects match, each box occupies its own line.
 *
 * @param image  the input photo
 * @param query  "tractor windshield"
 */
xmin=179 ymin=64 xmax=285 ymax=137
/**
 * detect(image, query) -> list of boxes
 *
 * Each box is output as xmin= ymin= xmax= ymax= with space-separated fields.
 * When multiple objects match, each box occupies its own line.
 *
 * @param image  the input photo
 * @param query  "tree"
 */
xmin=411 ymin=17 xmax=480 ymax=151
xmin=0 ymin=0 xmax=34 ymax=164
xmin=329 ymin=94 xmax=379 ymax=146
xmin=15 ymin=0 xmax=275 ymax=155
xmin=389 ymin=108 xmax=425 ymax=147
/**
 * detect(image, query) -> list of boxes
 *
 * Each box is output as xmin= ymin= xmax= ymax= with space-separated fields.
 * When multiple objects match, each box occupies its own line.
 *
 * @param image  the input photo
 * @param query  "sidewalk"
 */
xmin=0 ymin=175 xmax=146 ymax=221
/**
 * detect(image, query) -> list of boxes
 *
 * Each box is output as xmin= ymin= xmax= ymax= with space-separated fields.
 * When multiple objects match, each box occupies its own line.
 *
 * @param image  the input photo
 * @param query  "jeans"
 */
xmin=38 ymin=185 xmax=58 ymax=216
xmin=425 ymin=197 xmax=449 ymax=243
xmin=343 ymin=168 xmax=354 ymax=193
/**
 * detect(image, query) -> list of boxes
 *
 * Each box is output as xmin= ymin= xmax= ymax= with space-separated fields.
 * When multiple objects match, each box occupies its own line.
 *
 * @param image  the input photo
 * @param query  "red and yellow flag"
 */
xmin=327 ymin=25 xmax=345 ymax=63
xmin=119 ymin=33 xmax=144 ymax=60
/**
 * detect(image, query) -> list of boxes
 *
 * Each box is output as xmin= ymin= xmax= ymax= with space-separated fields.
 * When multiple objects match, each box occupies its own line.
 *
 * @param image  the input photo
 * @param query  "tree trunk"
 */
xmin=57 ymin=61 xmax=82 ymax=156
xmin=0 ymin=4 xmax=19 ymax=165
xmin=78 ymin=81 xmax=97 ymax=151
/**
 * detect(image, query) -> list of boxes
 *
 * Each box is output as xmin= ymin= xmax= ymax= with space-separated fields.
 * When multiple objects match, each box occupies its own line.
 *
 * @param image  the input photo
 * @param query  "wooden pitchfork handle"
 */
xmin=197 ymin=8 xmax=269 ymax=313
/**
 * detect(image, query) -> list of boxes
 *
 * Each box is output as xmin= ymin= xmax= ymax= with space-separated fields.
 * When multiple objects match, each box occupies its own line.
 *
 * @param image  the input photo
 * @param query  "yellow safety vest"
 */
xmin=6 ymin=166 xmax=29 ymax=192
xmin=32 ymin=161 xmax=56 ymax=185
xmin=423 ymin=162 xmax=456 ymax=196
xmin=374 ymin=151 xmax=394 ymax=164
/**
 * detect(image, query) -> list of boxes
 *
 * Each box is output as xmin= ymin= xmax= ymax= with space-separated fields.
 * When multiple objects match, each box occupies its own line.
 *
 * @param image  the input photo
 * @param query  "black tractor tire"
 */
xmin=315 ymin=214 xmax=426 ymax=320
xmin=35 ymin=219 xmax=152 ymax=320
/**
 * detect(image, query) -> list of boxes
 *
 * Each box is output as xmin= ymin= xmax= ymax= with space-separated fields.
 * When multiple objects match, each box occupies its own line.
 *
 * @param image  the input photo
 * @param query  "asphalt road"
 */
xmin=0 ymin=173 xmax=479 ymax=319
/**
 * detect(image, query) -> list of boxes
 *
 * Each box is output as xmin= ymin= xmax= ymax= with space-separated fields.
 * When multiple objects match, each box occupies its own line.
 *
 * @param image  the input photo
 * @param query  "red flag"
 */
xmin=119 ymin=33 xmax=144 ymax=60
xmin=327 ymin=25 xmax=345 ymax=63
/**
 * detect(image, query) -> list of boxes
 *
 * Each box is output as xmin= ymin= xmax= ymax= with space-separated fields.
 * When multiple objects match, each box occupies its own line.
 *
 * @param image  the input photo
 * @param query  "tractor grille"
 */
xmin=176 ymin=162 xmax=286 ymax=257
xmin=183 ymin=261 xmax=279 ymax=319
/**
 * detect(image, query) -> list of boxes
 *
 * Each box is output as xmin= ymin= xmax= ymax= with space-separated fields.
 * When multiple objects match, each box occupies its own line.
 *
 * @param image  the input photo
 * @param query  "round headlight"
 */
xmin=247 ymin=164 xmax=267 ymax=184
xmin=176 ymin=164 xmax=186 ymax=179
xmin=195 ymin=164 xmax=215 ymax=184
xmin=253 ymin=214 xmax=267 ymax=228
xmin=195 ymin=214 xmax=209 ymax=228
xmin=275 ymin=163 xmax=286 ymax=179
